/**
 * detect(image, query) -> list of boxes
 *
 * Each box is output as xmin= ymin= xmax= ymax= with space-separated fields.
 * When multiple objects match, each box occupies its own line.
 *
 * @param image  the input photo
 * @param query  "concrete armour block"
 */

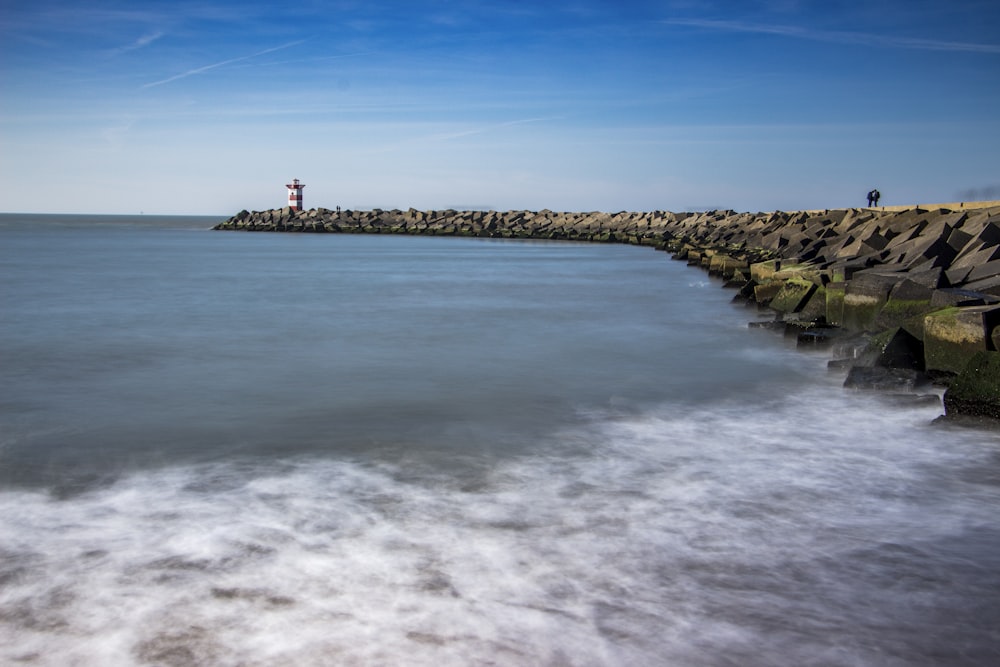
xmin=942 ymin=351 xmax=1000 ymax=421
xmin=877 ymin=327 xmax=926 ymax=370
xmin=753 ymin=281 xmax=784 ymax=306
xmin=924 ymin=305 xmax=1000 ymax=375
xmin=978 ymin=223 xmax=1000 ymax=246
xmin=930 ymin=288 xmax=1000 ymax=309
xmin=769 ymin=278 xmax=818 ymax=314
xmin=947 ymin=228 xmax=974 ymax=252
xmin=966 ymin=258 xmax=1000 ymax=284
xmin=963 ymin=275 xmax=1000 ymax=298
xmin=842 ymin=271 xmax=909 ymax=331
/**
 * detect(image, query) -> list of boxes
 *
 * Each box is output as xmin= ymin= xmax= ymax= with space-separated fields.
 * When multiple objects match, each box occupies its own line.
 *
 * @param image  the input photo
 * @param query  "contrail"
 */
xmin=141 ymin=39 xmax=306 ymax=89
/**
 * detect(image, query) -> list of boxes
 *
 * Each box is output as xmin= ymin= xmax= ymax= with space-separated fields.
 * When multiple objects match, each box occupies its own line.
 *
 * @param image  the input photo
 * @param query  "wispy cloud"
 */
xmin=100 ymin=117 xmax=135 ymax=149
xmin=141 ymin=39 xmax=306 ymax=89
xmin=358 ymin=117 xmax=559 ymax=156
xmin=426 ymin=117 xmax=558 ymax=142
xmin=229 ymin=51 xmax=374 ymax=69
xmin=109 ymin=31 xmax=164 ymax=57
xmin=662 ymin=18 xmax=1000 ymax=54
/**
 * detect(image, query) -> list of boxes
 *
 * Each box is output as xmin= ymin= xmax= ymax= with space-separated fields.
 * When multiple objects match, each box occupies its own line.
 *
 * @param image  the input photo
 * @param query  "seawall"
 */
xmin=215 ymin=204 xmax=1000 ymax=424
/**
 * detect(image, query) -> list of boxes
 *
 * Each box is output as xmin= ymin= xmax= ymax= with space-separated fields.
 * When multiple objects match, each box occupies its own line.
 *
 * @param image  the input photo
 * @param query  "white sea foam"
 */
xmin=2 ymin=386 xmax=997 ymax=666
xmin=3 ymin=219 xmax=998 ymax=665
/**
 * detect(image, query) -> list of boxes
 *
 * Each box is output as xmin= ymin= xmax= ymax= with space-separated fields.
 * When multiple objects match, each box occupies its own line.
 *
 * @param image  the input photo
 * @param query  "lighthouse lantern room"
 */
xmin=285 ymin=178 xmax=305 ymax=211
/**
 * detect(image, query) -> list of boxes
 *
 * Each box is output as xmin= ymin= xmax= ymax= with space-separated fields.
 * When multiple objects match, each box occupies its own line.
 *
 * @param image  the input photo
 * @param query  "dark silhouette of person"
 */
xmin=873 ymin=189 xmax=881 ymax=207
xmin=867 ymin=190 xmax=875 ymax=207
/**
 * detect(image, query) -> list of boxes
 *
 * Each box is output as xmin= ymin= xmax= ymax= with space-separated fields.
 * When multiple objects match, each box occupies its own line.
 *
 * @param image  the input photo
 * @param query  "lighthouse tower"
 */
xmin=285 ymin=178 xmax=305 ymax=211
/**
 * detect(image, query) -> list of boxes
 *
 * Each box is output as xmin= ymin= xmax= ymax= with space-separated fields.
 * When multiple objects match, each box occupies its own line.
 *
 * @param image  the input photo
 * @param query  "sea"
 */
xmin=1 ymin=213 xmax=998 ymax=666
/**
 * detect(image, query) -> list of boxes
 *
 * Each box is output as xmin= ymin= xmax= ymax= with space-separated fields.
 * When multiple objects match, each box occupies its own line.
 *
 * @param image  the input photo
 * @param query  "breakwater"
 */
xmin=215 ymin=204 xmax=1000 ymax=423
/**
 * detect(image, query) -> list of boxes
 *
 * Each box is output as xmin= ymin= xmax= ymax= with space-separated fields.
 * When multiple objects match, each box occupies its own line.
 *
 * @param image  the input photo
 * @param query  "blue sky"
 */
xmin=1 ymin=1 xmax=999 ymax=214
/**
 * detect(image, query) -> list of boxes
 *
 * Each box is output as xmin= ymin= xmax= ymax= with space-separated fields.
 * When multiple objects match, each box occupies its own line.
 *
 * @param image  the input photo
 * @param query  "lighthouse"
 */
xmin=285 ymin=178 xmax=305 ymax=211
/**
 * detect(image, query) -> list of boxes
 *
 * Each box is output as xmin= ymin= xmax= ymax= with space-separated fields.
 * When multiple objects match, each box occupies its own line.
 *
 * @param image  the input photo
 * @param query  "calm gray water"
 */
xmin=1 ymin=214 xmax=998 ymax=666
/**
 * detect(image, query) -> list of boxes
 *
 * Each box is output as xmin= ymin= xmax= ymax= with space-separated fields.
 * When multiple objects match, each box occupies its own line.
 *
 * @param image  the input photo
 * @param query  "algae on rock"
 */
xmin=942 ymin=351 xmax=1000 ymax=421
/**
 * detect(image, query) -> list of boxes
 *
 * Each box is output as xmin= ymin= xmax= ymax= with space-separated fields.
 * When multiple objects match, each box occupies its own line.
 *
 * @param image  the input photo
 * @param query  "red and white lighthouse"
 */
xmin=285 ymin=178 xmax=305 ymax=211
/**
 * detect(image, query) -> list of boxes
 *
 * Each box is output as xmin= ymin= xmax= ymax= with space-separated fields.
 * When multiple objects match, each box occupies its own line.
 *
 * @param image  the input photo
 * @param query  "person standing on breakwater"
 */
xmin=867 ymin=190 xmax=874 ymax=207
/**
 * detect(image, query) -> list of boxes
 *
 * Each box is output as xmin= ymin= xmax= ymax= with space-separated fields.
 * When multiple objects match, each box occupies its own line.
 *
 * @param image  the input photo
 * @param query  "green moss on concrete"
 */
xmin=709 ymin=255 xmax=750 ymax=278
xmin=798 ymin=284 xmax=828 ymax=322
xmin=924 ymin=307 xmax=989 ymax=375
xmin=769 ymin=277 xmax=818 ymax=314
xmin=753 ymin=281 xmax=785 ymax=306
xmin=925 ymin=306 xmax=960 ymax=324
xmin=943 ymin=351 xmax=1000 ymax=421
xmin=773 ymin=266 xmax=824 ymax=286
xmin=876 ymin=297 xmax=936 ymax=332
xmin=750 ymin=260 xmax=779 ymax=283
xmin=868 ymin=328 xmax=897 ymax=355
xmin=841 ymin=294 xmax=884 ymax=332
xmin=825 ymin=283 xmax=845 ymax=326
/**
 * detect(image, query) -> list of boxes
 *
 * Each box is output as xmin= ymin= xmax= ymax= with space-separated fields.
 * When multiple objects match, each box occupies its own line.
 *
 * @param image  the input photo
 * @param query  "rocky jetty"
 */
xmin=215 ymin=204 xmax=1000 ymax=424
xmin=214 ymin=206 xmax=680 ymax=244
